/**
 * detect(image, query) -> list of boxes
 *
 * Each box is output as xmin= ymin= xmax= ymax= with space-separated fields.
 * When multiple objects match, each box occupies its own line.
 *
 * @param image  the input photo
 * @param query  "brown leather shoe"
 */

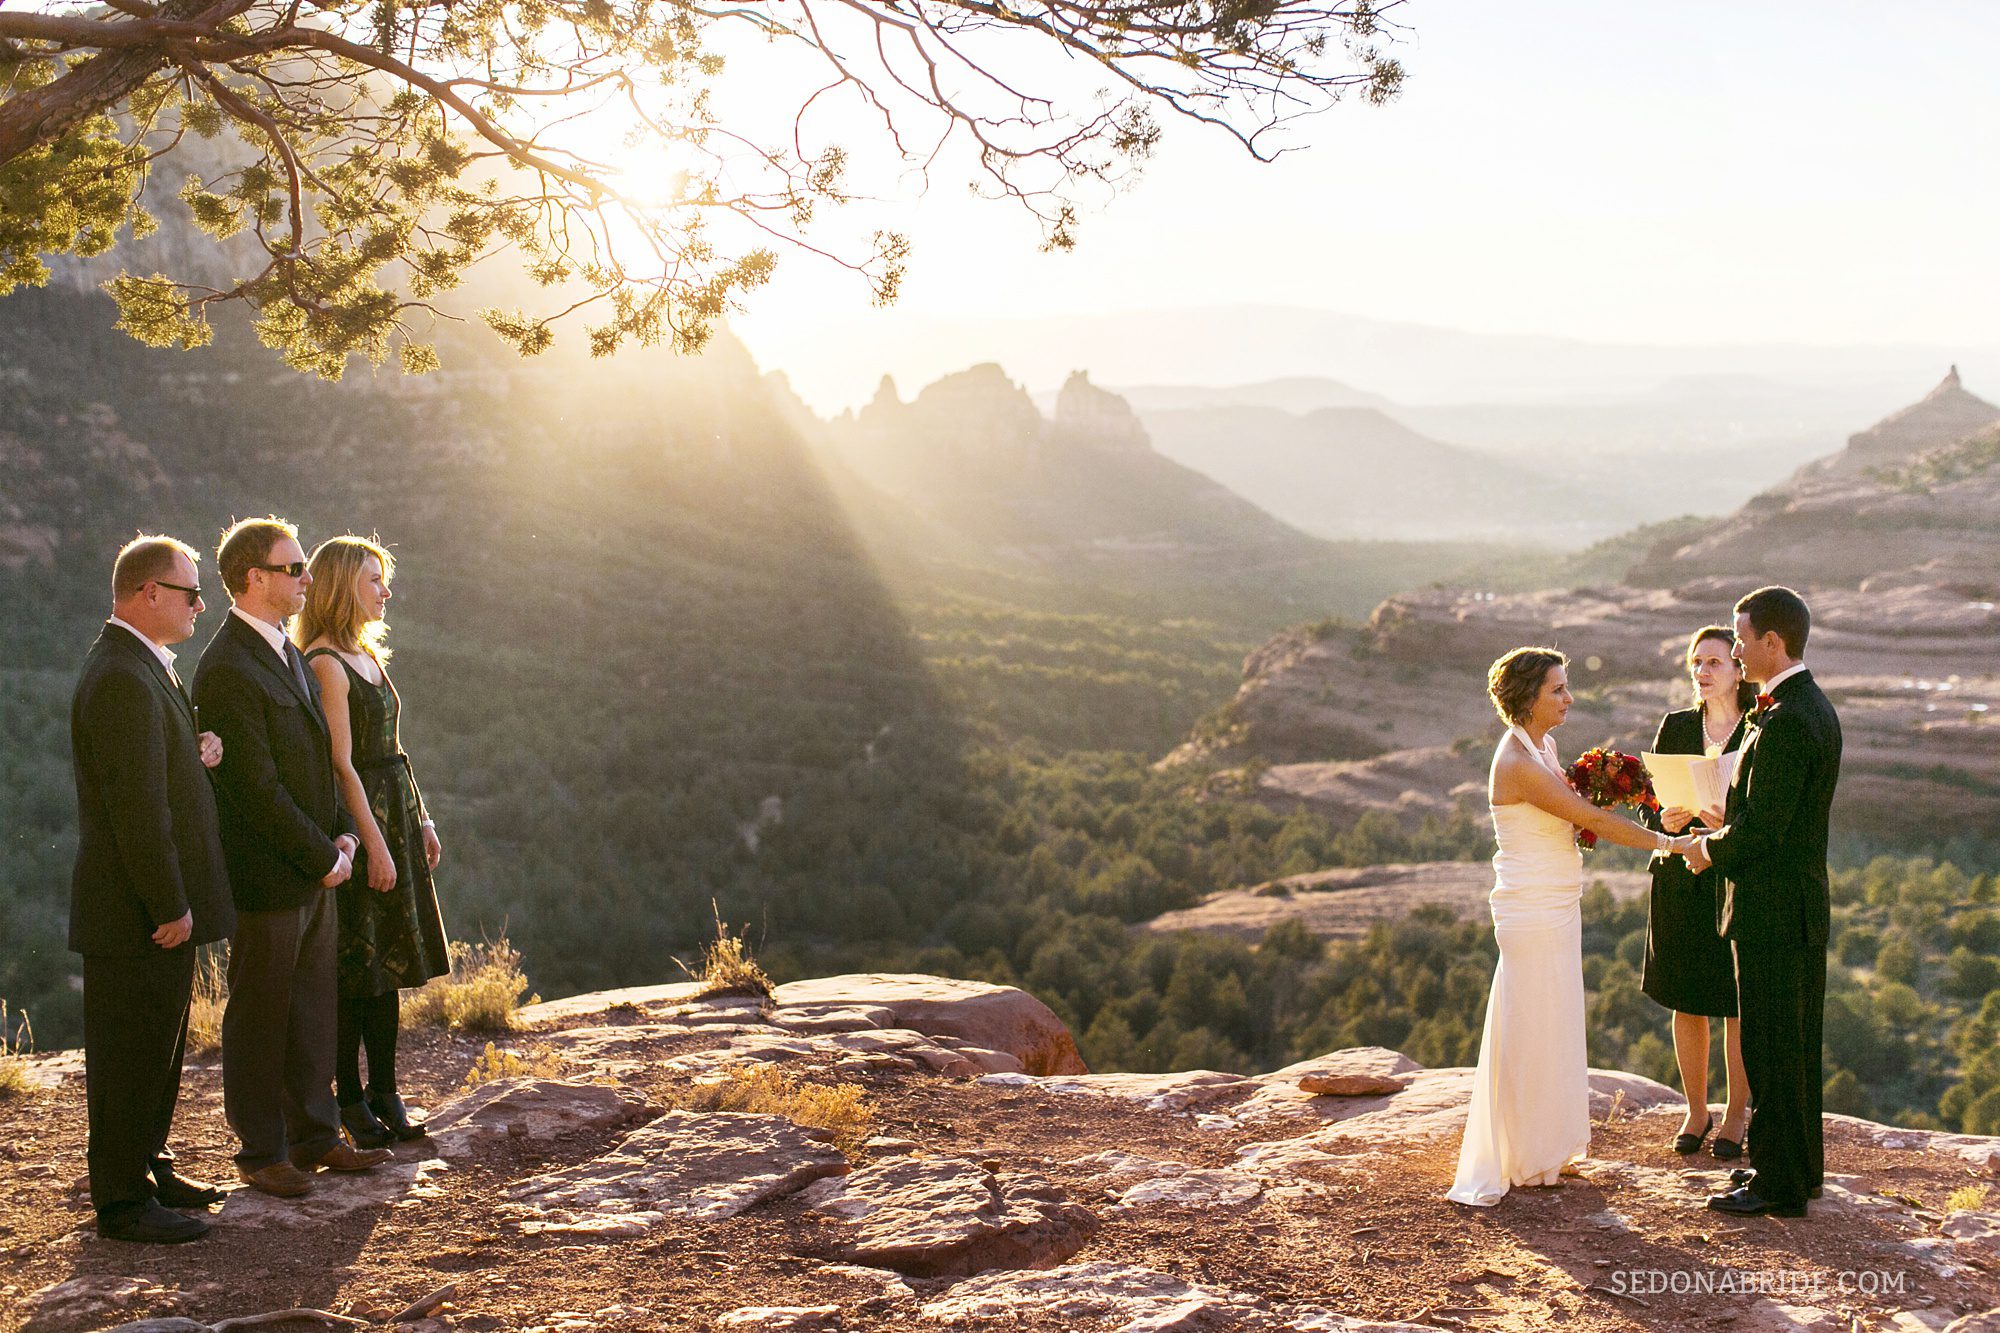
xmin=237 ymin=1162 xmax=314 ymax=1197
xmin=294 ymin=1142 xmax=393 ymax=1172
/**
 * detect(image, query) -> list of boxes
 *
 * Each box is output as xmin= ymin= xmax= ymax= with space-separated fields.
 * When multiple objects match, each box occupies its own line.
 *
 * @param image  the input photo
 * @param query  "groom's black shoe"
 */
xmin=1727 ymin=1169 xmax=1821 ymax=1199
xmin=1707 ymin=1185 xmax=1806 ymax=1218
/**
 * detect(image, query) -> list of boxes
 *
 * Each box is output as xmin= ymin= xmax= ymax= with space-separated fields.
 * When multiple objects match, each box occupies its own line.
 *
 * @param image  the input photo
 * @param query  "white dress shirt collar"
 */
xmin=1763 ymin=662 xmax=1808 ymax=696
xmin=107 ymin=616 xmax=178 ymax=676
xmin=230 ymin=604 xmax=292 ymax=658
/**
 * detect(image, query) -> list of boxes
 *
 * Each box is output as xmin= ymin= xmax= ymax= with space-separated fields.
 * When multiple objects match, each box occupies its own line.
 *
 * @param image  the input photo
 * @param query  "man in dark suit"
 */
xmin=71 ymin=535 xmax=237 ymax=1243
xmin=1688 ymin=585 xmax=1842 ymax=1218
xmin=196 ymin=517 xmax=390 ymax=1197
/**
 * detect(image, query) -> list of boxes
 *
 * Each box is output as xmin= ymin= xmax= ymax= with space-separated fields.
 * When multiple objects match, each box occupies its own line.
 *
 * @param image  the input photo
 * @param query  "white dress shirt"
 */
xmin=230 ymin=604 xmax=291 ymax=659
xmin=1760 ymin=662 xmax=1807 ymax=696
xmin=107 ymin=616 xmax=179 ymax=681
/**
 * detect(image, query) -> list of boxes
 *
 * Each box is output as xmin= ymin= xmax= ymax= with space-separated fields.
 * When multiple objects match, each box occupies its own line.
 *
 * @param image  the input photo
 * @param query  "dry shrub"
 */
xmin=682 ymin=904 xmax=772 ymax=1000
xmin=405 ymin=937 xmax=538 ymax=1033
xmin=461 ymin=1040 xmax=568 ymax=1089
xmin=186 ymin=945 xmax=228 ymax=1057
xmin=0 ymin=1002 xmax=34 ymax=1100
xmin=1946 ymin=1184 xmax=1991 ymax=1214
xmin=670 ymin=1062 xmax=873 ymax=1160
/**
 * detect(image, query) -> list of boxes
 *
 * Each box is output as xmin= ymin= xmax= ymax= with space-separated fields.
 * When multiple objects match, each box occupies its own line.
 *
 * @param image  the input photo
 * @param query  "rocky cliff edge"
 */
xmin=6 ymin=974 xmax=2000 ymax=1333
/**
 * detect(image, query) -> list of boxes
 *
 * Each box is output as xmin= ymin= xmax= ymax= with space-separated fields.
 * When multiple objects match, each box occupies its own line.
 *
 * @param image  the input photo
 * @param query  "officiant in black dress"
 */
xmin=1643 ymin=625 xmax=1753 ymax=1159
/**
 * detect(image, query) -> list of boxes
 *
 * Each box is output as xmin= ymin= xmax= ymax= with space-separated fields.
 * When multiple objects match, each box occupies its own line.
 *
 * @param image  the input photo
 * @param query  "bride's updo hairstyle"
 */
xmin=1487 ymin=646 xmax=1568 ymax=726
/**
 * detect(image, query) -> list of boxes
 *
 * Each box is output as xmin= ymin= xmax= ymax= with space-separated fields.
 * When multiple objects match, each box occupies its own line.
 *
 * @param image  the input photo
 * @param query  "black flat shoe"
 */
xmin=1673 ymin=1114 xmax=1715 ymax=1156
xmin=1711 ymin=1134 xmax=1744 ymax=1160
xmin=340 ymin=1098 xmax=397 ymax=1150
xmin=1706 ymin=1185 xmax=1806 ymax=1217
xmin=99 ymin=1200 xmax=210 ymax=1244
xmin=152 ymin=1169 xmax=225 ymax=1208
xmin=367 ymin=1086 xmax=427 ymax=1141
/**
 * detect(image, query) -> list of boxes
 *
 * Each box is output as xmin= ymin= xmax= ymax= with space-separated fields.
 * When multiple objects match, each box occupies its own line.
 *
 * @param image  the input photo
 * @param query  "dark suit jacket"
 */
xmin=1709 ymin=670 xmax=1842 ymax=947
xmin=193 ymin=612 xmax=356 ymax=913
xmin=69 ymin=624 xmax=235 ymax=955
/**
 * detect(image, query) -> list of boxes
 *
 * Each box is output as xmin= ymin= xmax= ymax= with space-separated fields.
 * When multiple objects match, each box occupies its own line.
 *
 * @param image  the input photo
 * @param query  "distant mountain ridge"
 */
xmin=1137 ymin=402 xmax=1621 ymax=544
xmin=1102 ymin=377 xmax=1390 ymax=415
xmin=745 ymin=302 xmax=2000 ymax=416
xmin=810 ymin=363 xmax=1309 ymax=549
xmin=789 ymin=363 xmax=1516 ymax=611
xmin=1641 ymin=367 xmax=2000 ymax=586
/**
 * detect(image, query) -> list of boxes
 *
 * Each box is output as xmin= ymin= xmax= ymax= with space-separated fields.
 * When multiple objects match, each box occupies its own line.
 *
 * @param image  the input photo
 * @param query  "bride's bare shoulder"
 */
xmin=1488 ymin=732 xmax=1527 ymax=801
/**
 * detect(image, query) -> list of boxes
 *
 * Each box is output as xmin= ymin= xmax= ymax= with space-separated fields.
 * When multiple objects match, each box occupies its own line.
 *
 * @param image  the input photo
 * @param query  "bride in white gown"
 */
xmin=1448 ymin=647 xmax=1691 ymax=1206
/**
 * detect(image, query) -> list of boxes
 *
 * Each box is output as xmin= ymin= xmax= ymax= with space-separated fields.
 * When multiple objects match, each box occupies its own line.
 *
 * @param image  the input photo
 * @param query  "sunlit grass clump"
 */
xmin=0 ymin=1002 xmax=38 ymax=1100
xmin=670 ymin=1063 xmax=873 ymax=1161
xmin=406 ymin=937 xmax=538 ymax=1032
xmin=187 ymin=947 xmax=229 ymax=1056
xmin=1946 ymin=1184 xmax=1991 ymax=1215
xmin=683 ymin=905 xmax=773 ymax=1001
xmin=461 ymin=1040 xmax=569 ymax=1089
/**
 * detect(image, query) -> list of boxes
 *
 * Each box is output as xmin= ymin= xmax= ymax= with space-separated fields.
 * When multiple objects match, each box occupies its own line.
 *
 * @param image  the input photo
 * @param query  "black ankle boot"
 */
xmin=340 ymin=1098 xmax=396 ymax=1149
xmin=366 ymin=1086 xmax=426 ymax=1141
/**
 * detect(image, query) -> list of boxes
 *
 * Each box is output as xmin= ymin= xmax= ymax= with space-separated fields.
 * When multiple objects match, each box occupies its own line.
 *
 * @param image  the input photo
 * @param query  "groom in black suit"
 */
xmin=196 ymin=517 xmax=389 ymax=1197
xmin=70 ymin=535 xmax=236 ymax=1243
xmin=1688 ymin=585 xmax=1841 ymax=1217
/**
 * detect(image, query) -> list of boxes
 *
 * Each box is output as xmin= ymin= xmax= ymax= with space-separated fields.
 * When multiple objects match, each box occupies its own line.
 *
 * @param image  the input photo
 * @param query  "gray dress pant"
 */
xmin=223 ymin=891 xmax=340 ymax=1170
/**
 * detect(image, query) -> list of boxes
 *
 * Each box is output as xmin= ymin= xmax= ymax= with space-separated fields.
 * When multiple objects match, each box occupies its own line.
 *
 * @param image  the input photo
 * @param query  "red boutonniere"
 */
xmin=1749 ymin=692 xmax=1776 ymax=723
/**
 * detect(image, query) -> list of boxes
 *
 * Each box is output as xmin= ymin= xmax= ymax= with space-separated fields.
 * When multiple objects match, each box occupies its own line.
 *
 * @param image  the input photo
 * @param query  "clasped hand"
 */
xmin=322 ymin=835 xmax=360 ymax=888
xmin=1659 ymin=833 xmax=1714 ymax=873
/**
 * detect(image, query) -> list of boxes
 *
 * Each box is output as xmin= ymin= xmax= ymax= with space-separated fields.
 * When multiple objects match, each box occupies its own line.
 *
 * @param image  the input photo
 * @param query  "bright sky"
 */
xmin=729 ymin=0 xmax=2000 ymax=408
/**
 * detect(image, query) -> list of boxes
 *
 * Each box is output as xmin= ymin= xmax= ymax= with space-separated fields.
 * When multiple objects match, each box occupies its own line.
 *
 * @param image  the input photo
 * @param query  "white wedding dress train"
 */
xmin=1447 ymin=724 xmax=1592 ymax=1206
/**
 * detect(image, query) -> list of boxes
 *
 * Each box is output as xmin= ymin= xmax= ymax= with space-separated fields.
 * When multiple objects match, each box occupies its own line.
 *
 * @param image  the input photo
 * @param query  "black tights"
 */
xmin=335 ymin=990 xmax=400 ymax=1104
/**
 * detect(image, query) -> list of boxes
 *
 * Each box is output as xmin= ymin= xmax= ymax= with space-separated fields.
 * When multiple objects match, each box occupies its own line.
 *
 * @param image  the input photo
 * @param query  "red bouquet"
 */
xmin=1564 ymin=747 xmax=1659 ymax=849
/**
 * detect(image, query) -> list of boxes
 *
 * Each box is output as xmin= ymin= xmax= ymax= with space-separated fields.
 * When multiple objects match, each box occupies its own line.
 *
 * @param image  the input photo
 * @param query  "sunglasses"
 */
xmin=253 ymin=561 xmax=309 ymax=578
xmin=151 ymin=579 xmax=203 ymax=604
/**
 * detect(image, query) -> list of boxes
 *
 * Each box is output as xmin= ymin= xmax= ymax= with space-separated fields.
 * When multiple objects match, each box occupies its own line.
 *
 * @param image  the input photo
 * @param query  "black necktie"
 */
xmin=284 ymin=641 xmax=313 ymax=698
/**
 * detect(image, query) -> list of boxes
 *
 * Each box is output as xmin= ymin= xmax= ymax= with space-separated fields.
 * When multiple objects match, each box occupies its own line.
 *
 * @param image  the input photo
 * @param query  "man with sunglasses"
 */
xmin=196 ymin=517 xmax=389 ymax=1199
xmin=70 ymin=535 xmax=235 ymax=1242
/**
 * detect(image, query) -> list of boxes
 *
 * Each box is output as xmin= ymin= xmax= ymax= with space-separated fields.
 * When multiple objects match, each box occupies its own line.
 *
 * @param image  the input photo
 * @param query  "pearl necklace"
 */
xmin=1703 ymin=706 xmax=1739 ymax=750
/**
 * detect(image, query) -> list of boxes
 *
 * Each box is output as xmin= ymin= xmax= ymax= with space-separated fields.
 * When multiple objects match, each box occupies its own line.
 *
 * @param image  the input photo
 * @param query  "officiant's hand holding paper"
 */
xmin=1698 ymin=806 xmax=1726 ymax=830
xmin=1660 ymin=806 xmax=1695 ymax=834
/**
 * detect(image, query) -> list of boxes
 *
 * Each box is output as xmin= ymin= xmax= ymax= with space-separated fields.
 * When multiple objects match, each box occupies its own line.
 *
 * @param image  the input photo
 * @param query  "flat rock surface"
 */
xmin=210 ymin=1152 xmax=452 ymax=1228
xmin=917 ymin=1261 xmax=1442 ymax=1331
xmin=505 ymin=1110 xmax=849 ymax=1233
xmin=772 ymin=974 xmax=1087 ymax=1075
xmin=979 ymin=1069 xmax=1253 ymax=1112
xmin=425 ymin=1076 xmax=653 ymax=1159
xmin=713 ymin=1307 xmax=841 ymax=1330
xmin=21 ymin=1277 xmax=178 ymax=1333
xmin=798 ymin=1156 xmax=1098 ymax=1276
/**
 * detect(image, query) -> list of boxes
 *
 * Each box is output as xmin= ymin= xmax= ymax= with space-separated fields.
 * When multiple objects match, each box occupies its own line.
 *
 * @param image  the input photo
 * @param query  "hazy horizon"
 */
xmin=730 ymin=0 xmax=2000 ymax=414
